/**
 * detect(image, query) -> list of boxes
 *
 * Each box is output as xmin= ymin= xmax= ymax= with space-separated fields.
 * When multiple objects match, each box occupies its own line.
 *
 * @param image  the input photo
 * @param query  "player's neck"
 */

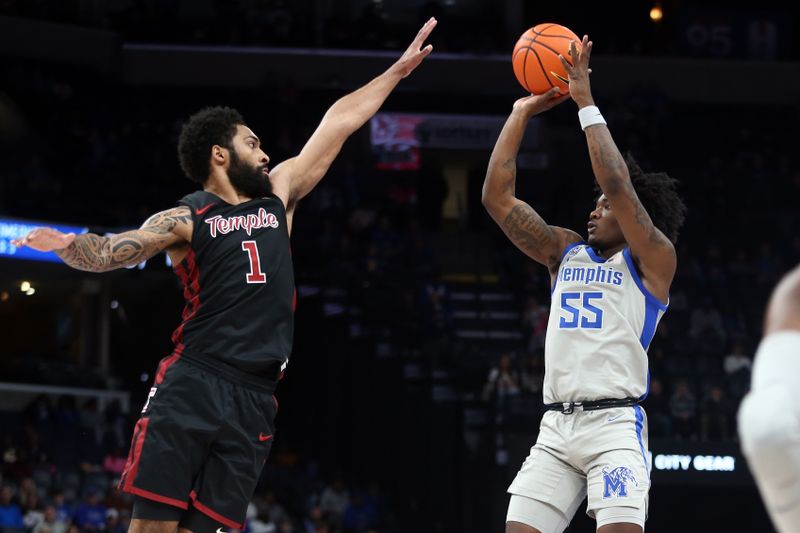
xmin=597 ymin=242 xmax=626 ymax=259
xmin=203 ymin=179 xmax=252 ymax=205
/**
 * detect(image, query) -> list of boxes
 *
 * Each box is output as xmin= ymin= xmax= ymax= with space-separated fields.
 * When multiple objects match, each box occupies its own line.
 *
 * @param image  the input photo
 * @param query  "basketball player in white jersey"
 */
xmin=738 ymin=264 xmax=800 ymax=533
xmin=482 ymin=36 xmax=686 ymax=533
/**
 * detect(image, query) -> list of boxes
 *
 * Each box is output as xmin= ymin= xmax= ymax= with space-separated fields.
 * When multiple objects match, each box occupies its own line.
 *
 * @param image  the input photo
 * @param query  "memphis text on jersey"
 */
xmin=558 ymin=264 xmax=624 ymax=286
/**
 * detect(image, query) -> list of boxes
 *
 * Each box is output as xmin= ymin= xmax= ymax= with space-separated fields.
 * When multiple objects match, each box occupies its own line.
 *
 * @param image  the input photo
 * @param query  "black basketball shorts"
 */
xmin=118 ymin=352 xmax=278 ymax=529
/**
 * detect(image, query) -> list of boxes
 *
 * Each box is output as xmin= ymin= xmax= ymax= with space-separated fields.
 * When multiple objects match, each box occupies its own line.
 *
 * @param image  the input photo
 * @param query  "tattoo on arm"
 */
xmin=501 ymin=158 xmax=516 ymax=195
xmin=56 ymin=207 xmax=191 ymax=272
xmin=585 ymin=127 xmax=628 ymax=192
xmin=501 ymin=204 xmax=560 ymax=269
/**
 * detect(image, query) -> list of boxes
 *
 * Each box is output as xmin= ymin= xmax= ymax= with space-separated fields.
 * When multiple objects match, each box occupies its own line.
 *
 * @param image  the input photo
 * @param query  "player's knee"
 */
xmin=738 ymin=388 xmax=795 ymax=457
xmin=505 ymin=521 xmax=542 ymax=533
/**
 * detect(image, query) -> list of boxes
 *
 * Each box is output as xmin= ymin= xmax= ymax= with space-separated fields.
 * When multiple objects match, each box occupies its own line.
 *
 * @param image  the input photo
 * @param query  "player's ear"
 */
xmin=211 ymin=145 xmax=228 ymax=165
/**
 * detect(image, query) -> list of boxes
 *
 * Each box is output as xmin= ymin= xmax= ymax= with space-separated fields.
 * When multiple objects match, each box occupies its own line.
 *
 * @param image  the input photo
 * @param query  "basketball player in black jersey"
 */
xmin=12 ymin=18 xmax=437 ymax=533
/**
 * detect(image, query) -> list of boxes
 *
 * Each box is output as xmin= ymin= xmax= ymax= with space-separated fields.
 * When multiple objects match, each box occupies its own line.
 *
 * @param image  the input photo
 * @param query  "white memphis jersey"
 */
xmin=543 ymin=243 xmax=668 ymax=403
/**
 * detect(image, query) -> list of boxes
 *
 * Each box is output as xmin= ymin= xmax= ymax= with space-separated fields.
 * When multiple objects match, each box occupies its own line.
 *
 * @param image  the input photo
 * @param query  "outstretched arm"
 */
xmin=271 ymin=18 xmax=437 ymax=211
xmin=482 ymin=91 xmax=581 ymax=277
xmin=560 ymin=36 xmax=676 ymax=295
xmin=11 ymin=207 xmax=191 ymax=272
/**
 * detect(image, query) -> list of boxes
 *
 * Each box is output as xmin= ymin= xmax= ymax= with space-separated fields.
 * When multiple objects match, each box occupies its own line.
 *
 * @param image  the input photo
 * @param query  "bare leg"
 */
xmin=597 ymin=523 xmax=643 ymax=533
xmin=127 ymin=519 xmax=179 ymax=533
xmin=506 ymin=521 xmax=543 ymax=533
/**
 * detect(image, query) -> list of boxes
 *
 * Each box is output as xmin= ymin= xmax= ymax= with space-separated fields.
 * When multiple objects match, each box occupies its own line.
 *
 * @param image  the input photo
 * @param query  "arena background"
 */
xmin=1 ymin=1 xmax=798 ymax=532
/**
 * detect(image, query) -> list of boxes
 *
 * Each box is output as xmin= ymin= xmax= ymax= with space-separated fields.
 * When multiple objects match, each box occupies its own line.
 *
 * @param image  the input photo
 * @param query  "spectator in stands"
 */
xmin=247 ymin=501 xmax=277 ymax=533
xmin=724 ymin=342 xmax=753 ymax=375
xmin=258 ymin=491 xmax=289 ymax=529
xmin=482 ymin=354 xmax=520 ymax=402
xmin=342 ymin=490 xmax=378 ymax=532
xmin=724 ymin=341 xmax=753 ymax=402
xmin=303 ymin=504 xmax=327 ymax=533
xmin=32 ymin=504 xmax=67 ymax=533
xmin=102 ymin=400 xmax=128 ymax=451
xmin=420 ymin=275 xmax=452 ymax=340
xmin=72 ymin=487 xmax=106 ymax=531
xmin=521 ymin=296 xmax=548 ymax=352
xmin=0 ymin=485 xmax=25 ymax=530
xmin=519 ymin=353 xmax=544 ymax=399
xmin=689 ymin=298 xmax=727 ymax=354
xmin=102 ymin=448 xmax=127 ymax=477
xmin=644 ymin=378 xmax=672 ymax=438
xmin=277 ymin=518 xmax=296 ymax=533
xmin=78 ymin=399 xmax=103 ymax=460
xmin=19 ymin=478 xmax=43 ymax=529
xmin=53 ymin=396 xmax=80 ymax=467
xmin=105 ymin=508 xmax=126 ymax=533
xmin=49 ymin=490 xmax=71 ymax=524
xmin=22 ymin=395 xmax=55 ymax=459
xmin=669 ymin=379 xmax=697 ymax=439
xmin=320 ymin=478 xmax=349 ymax=526
xmin=17 ymin=477 xmax=39 ymax=513
xmin=701 ymin=384 xmax=733 ymax=441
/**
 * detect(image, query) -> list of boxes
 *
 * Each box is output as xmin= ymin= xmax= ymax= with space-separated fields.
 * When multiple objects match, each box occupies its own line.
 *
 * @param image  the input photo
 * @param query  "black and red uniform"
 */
xmin=119 ymin=191 xmax=295 ymax=529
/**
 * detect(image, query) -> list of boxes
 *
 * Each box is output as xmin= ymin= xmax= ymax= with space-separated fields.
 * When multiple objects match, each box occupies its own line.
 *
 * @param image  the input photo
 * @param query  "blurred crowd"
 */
xmin=0 ymin=394 xmax=396 ymax=533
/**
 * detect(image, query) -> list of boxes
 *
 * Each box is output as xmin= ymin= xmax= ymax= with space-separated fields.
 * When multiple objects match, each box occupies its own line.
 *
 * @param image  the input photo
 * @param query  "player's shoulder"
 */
xmin=177 ymin=189 xmax=215 ymax=209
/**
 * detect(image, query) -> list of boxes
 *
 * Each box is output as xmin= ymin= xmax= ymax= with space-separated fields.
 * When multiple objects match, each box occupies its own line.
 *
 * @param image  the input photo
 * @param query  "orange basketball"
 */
xmin=512 ymin=23 xmax=581 ymax=95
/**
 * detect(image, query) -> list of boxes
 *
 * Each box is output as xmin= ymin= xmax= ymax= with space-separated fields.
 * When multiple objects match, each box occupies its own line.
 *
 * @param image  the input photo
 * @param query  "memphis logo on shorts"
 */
xmin=602 ymin=466 xmax=638 ymax=498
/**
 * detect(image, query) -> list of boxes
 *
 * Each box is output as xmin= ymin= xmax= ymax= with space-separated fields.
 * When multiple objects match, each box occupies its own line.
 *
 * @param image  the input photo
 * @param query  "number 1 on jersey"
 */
xmin=241 ymin=241 xmax=267 ymax=284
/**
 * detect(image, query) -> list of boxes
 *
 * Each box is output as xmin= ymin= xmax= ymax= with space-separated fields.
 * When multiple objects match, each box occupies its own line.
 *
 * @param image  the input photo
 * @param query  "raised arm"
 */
xmin=560 ymin=36 xmax=676 ymax=292
xmin=482 ymin=92 xmax=581 ymax=278
xmin=270 ymin=18 xmax=437 ymax=212
xmin=11 ymin=207 xmax=191 ymax=273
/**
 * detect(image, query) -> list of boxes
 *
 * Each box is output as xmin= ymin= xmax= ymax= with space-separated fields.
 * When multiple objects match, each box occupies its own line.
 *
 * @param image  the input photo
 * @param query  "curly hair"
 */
xmin=595 ymin=153 xmax=687 ymax=244
xmin=177 ymin=106 xmax=245 ymax=184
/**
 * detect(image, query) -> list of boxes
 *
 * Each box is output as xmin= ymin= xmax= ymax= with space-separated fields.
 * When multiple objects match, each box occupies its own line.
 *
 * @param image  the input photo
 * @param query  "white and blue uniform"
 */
xmin=543 ymin=243 xmax=666 ymax=404
xmin=507 ymin=243 xmax=667 ymax=533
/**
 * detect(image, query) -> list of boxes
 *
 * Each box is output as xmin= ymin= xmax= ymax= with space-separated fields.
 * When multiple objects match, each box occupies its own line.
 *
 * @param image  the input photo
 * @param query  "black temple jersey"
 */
xmin=171 ymin=190 xmax=295 ymax=375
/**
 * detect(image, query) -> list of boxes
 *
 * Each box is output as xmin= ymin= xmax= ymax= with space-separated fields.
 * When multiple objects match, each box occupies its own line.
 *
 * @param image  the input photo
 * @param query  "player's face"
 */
xmin=587 ymin=194 xmax=624 ymax=250
xmin=227 ymin=125 xmax=272 ymax=198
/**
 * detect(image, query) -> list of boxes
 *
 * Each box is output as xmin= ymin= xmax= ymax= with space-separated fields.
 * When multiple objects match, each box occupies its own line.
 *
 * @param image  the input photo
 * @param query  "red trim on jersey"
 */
xmin=273 ymin=394 xmax=279 ymax=413
xmin=123 ymin=486 xmax=189 ymax=510
xmin=292 ymin=287 xmax=297 ymax=312
xmin=189 ymin=491 xmax=243 ymax=529
xmin=155 ymin=351 xmax=181 ymax=385
xmin=119 ymin=417 xmax=149 ymax=492
xmin=171 ymin=249 xmax=201 ymax=347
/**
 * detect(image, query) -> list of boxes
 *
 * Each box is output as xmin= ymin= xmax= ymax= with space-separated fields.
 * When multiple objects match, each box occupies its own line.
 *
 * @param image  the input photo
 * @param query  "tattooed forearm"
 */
xmin=585 ymin=127 xmax=674 ymax=253
xmin=56 ymin=231 xmax=163 ymax=272
xmin=585 ymin=126 xmax=628 ymax=194
xmin=55 ymin=207 xmax=190 ymax=272
xmin=501 ymin=204 xmax=560 ymax=267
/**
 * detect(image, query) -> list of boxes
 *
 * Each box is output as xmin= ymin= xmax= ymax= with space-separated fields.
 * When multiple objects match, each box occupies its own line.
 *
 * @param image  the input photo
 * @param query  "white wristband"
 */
xmin=578 ymin=105 xmax=607 ymax=130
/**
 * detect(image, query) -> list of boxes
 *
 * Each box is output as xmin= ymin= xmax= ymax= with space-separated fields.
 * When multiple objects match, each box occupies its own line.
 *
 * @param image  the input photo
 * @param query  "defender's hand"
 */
xmin=559 ymin=35 xmax=594 ymax=107
xmin=393 ymin=17 xmax=437 ymax=78
xmin=513 ymin=88 xmax=571 ymax=119
xmin=11 ymin=227 xmax=76 ymax=251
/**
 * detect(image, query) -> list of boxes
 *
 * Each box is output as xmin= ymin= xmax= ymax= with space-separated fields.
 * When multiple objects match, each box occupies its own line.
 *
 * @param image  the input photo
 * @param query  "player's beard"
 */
xmin=228 ymin=149 xmax=272 ymax=199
